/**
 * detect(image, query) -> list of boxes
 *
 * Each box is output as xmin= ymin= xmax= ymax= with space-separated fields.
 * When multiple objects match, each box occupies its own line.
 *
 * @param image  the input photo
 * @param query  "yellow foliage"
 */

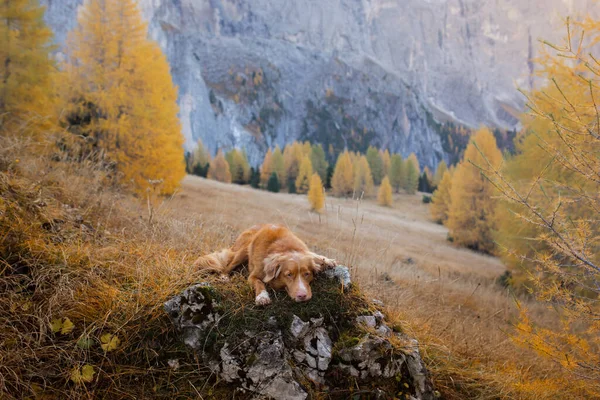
xmin=446 ymin=127 xmax=502 ymax=253
xmin=430 ymin=168 xmax=453 ymax=224
xmin=51 ymin=317 xmax=75 ymax=335
xmin=404 ymin=153 xmax=420 ymax=194
xmin=207 ymin=149 xmax=232 ymax=183
xmin=0 ymin=0 xmax=55 ymax=137
xmin=295 ymin=155 xmax=313 ymax=194
xmin=70 ymin=364 xmax=96 ymax=384
xmin=61 ymin=0 xmax=185 ymax=195
xmin=331 ymin=150 xmax=354 ymax=197
xmin=284 ymin=141 xmax=304 ymax=186
xmin=433 ymin=160 xmax=448 ymax=187
xmin=302 ymin=141 xmax=312 ymax=157
xmin=353 ymin=155 xmax=374 ymax=197
xmin=490 ymin=18 xmax=600 ymax=387
xmin=226 ymin=149 xmax=251 ymax=184
xmin=377 ymin=176 xmax=393 ymax=207
xmin=100 ymin=333 xmax=121 ymax=352
xmin=307 ymin=173 xmax=325 ymax=212
xmin=380 ymin=149 xmax=391 ymax=177
xmin=271 ymin=146 xmax=286 ymax=184
xmin=389 ymin=154 xmax=404 ymax=192
xmin=260 ymin=148 xmax=273 ymax=187
xmin=366 ymin=146 xmax=384 ymax=185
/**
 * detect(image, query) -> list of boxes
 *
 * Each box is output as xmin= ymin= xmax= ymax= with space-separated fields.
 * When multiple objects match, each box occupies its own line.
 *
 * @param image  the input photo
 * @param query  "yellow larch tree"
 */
xmin=380 ymin=149 xmax=391 ymax=177
xmin=404 ymin=153 xmax=420 ymax=194
xmin=331 ymin=150 xmax=354 ymax=197
xmin=353 ymin=155 xmax=374 ymax=197
xmin=0 ymin=0 xmax=55 ymax=136
xmin=226 ymin=149 xmax=251 ymax=184
xmin=389 ymin=154 xmax=404 ymax=193
xmin=61 ymin=0 xmax=185 ymax=194
xmin=378 ymin=176 xmax=393 ymax=207
xmin=349 ymin=151 xmax=361 ymax=170
xmin=295 ymin=155 xmax=313 ymax=194
xmin=446 ymin=127 xmax=502 ymax=253
xmin=307 ymin=173 xmax=325 ymax=212
xmin=271 ymin=145 xmax=286 ymax=184
xmin=489 ymin=18 xmax=600 ymax=388
xmin=301 ymin=141 xmax=312 ymax=157
xmin=235 ymin=149 xmax=251 ymax=184
xmin=366 ymin=146 xmax=384 ymax=185
xmin=208 ymin=149 xmax=232 ymax=183
xmin=283 ymin=141 xmax=303 ymax=187
xmin=430 ymin=167 xmax=453 ymax=224
xmin=260 ymin=148 xmax=273 ymax=187
xmin=433 ymin=160 xmax=448 ymax=188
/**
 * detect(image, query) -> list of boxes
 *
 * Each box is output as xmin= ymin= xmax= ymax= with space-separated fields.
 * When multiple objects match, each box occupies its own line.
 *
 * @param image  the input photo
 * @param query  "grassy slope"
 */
xmin=0 ymin=142 xmax=592 ymax=399
xmin=170 ymin=176 xmax=593 ymax=399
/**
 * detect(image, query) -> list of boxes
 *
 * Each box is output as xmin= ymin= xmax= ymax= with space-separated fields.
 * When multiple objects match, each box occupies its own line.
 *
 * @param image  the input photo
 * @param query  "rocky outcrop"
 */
xmin=164 ymin=267 xmax=436 ymax=400
xmin=41 ymin=0 xmax=598 ymax=168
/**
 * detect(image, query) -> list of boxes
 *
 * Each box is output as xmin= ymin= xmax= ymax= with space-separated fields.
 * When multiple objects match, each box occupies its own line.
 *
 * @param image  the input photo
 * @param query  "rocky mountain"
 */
xmin=41 ymin=0 xmax=597 ymax=168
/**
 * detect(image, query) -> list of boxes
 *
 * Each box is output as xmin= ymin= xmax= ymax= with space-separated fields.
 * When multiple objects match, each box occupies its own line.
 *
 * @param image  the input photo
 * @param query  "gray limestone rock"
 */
xmin=41 ymin=0 xmax=598 ymax=170
xmin=164 ymin=265 xmax=435 ymax=399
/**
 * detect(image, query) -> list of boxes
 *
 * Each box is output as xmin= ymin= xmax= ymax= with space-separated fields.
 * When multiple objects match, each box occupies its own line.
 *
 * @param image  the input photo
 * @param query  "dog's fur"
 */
xmin=194 ymin=224 xmax=336 ymax=305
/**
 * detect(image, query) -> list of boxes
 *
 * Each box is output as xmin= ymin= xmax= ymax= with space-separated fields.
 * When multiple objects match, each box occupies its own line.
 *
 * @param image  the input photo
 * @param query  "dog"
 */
xmin=194 ymin=224 xmax=336 ymax=305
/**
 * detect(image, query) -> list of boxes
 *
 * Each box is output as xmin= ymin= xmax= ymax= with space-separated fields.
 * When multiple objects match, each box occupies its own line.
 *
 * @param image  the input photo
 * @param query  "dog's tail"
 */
xmin=193 ymin=249 xmax=234 ymax=272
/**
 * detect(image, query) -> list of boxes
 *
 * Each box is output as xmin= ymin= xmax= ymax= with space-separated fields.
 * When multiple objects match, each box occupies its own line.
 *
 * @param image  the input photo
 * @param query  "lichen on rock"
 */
xmin=164 ymin=266 xmax=436 ymax=399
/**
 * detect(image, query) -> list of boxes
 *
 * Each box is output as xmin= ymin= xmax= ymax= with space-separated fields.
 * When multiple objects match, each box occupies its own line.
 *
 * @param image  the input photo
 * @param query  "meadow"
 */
xmin=2 ymin=0 xmax=597 ymax=397
xmin=0 ymin=141 xmax=592 ymax=399
xmin=166 ymin=175 xmax=581 ymax=399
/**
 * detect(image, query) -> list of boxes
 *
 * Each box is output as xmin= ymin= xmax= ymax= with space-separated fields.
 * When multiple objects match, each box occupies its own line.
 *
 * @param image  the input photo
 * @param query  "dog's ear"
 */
xmin=263 ymin=253 xmax=284 ymax=282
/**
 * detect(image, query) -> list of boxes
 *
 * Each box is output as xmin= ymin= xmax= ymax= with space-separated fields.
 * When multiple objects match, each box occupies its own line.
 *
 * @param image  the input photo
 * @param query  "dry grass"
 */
xmin=0 ymin=138 xmax=237 ymax=399
xmin=169 ymin=176 xmax=594 ymax=399
xmin=0 ymin=140 xmax=592 ymax=399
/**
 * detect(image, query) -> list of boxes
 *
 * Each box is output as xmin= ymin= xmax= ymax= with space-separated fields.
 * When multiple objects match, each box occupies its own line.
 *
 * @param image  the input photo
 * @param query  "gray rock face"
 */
xmin=164 ymin=266 xmax=436 ymax=399
xmin=41 ymin=0 xmax=598 ymax=169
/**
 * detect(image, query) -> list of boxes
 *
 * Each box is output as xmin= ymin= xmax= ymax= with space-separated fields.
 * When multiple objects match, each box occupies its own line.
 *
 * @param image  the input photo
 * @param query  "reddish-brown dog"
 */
xmin=194 ymin=224 xmax=336 ymax=305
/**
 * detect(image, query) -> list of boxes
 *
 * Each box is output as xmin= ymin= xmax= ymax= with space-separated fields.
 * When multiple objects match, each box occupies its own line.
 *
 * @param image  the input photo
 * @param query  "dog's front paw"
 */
xmin=255 ymin=290 xmax=272 ymax=306
xmin=320 ymin=257 xmax=337 ymax=270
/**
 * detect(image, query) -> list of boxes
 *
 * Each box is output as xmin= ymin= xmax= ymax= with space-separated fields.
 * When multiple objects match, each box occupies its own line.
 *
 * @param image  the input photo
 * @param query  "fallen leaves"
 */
xmin=100 ymin=333 xmax=120 ymax=352
xmin=50 ymin=317 xmax=74 ymax=335
xmin=70 ymin=364 xmax=95 ymax=384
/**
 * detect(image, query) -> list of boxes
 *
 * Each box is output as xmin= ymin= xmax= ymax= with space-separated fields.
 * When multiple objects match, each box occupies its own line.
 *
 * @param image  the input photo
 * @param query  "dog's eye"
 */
xmin=285 ymin=272 xmax=293 ymax=278
xmin=304 ymin=272 xmax=311 ymax=277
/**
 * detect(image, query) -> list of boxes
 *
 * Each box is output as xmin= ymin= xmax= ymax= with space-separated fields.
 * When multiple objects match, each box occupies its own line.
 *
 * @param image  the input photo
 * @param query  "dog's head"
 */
xmin=262 ymin=252 xmax=322 ymax=302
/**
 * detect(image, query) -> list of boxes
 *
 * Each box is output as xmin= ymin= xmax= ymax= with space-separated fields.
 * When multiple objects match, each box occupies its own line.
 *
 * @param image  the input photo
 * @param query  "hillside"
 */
xmin=166 ymin=176 xmax=588 ymax=398
xmin=3 ymin=0 xmax=599 ymax=398
xmin=0 ymin=134 xmax=593 ymax=398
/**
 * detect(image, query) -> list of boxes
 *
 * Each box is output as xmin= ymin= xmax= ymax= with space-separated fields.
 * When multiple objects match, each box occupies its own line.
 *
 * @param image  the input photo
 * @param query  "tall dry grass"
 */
xmin=172 ymin=176 xmax=596 ymax=399
xmin=0 ymin=136 xmax=238 ymax=399
xmin=1 ymin=136 xmax=593 ymax=399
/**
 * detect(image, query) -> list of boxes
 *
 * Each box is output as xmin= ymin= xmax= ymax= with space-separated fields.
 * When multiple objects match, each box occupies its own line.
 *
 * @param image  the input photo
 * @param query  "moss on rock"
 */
xmin=165 ymin=266 xmax=436 ymax=399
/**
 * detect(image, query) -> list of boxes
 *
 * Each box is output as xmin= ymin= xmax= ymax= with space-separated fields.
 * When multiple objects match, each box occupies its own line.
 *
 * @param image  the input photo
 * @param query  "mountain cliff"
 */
xmin=41 ymin=0 xmax=597 ymax=167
